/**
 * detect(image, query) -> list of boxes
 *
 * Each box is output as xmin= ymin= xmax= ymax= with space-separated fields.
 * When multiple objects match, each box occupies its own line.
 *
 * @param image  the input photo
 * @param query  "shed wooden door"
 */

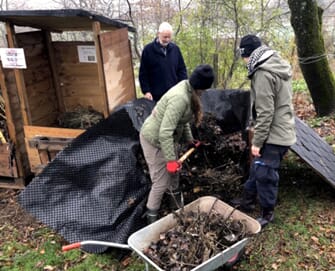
xmin=99 ymin=28 xmax=136 ymax=113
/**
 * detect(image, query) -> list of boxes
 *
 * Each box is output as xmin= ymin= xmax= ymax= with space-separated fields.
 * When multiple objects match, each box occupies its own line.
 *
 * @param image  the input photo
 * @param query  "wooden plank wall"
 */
xmin=16 ymin=31 xmax=59 ymax=126
xmin=1 ymin=65 xmax=30 ymax=177
xmin=53 ymin=41 xmax=106 ymax=114
xmin=100 ymin=28 xmax=136 ymax=113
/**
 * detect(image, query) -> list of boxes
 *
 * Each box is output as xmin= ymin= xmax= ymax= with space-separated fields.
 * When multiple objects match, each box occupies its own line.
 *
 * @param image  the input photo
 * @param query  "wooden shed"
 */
xmin=0 ymin=9 xmax=137 ymax=188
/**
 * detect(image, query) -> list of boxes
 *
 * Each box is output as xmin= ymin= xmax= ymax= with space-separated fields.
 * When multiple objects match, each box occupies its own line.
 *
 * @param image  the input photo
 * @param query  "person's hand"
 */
xmin=166 ymin=160 xmax=182 ymax=174
xmin=187 ymin=139 xmax=201 ymax=149
xmin=251 ymin=145 xmax=261 ymax=157
xmin=144 ymin=92 xmax=153 ymax=100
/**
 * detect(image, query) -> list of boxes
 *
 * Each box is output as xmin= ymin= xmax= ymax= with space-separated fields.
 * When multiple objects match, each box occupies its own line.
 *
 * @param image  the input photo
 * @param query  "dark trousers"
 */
xmin=244 ymin=144 xmax=289 ymax=209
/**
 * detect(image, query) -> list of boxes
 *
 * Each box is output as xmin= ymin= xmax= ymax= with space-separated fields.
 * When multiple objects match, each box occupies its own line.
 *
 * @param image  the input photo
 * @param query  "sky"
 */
xmin=13 ymin=0 xmax=60 ymax=9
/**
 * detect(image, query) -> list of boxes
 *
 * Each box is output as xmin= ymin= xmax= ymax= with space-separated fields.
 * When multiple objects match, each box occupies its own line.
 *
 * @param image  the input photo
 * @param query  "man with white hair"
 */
xmin=139 ymin=22 xmax=187 ymax=102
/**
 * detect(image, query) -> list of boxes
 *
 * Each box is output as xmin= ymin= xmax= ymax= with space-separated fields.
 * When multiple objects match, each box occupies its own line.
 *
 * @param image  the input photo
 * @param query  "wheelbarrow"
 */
xmin=62 ymin=196 xmax=261 ymax=270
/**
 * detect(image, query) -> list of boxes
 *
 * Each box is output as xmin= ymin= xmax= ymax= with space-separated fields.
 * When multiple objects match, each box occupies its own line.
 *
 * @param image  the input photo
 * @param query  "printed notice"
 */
xmin=0 ymin=48 xmax=27 ymax=69
xmin=77 ymin=45 xmax=97 ymax=63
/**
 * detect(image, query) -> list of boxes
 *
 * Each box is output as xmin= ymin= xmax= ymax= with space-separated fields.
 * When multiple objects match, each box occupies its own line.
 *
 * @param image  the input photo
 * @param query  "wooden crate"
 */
xmin=24 ymin=126 xmax=84 ymax=175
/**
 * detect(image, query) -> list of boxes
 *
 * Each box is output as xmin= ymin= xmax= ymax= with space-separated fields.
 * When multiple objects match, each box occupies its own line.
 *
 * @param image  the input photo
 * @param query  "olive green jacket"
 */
xmin=250 ymin=52 xmax=296 ymax=148
xmin=140 ymin=80 xmax=194 ymax=161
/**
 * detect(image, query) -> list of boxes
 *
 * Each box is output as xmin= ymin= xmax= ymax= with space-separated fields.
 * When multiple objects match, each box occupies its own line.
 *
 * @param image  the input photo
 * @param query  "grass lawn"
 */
xmin=0 ymin=155 xmax=334 ymax=271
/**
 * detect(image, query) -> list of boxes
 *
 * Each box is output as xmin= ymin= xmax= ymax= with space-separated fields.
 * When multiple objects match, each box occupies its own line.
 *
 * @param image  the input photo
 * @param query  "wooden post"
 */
xmin=0 ymin=65 xmax=15 ymax=144
xmin=128 ymin=39 xmax=137 ymax=98
xmin=2 ymin=23 xmax=30 ymax=179
xmin=5 ymin=22 xmax=31 ymax=125
xmin=44 ymin=30 xmax=65 ymax=113
xmin=92 ymin=21 xmax=109 ymax=118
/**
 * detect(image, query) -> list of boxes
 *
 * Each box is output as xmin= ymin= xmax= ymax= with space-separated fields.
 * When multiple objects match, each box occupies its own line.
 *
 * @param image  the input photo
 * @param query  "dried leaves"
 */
xmin=58 ymin=107 xmax=104 ymax=129
xmin=144 ymin=206 xmax=248 ymax=271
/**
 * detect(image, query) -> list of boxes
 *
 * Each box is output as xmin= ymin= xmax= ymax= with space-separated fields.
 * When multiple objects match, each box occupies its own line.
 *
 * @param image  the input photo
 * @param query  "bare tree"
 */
xmin=125 ymin=0 xmax=141 ymax=59
xmin=0 ymin=0 xmax=8 ymax=10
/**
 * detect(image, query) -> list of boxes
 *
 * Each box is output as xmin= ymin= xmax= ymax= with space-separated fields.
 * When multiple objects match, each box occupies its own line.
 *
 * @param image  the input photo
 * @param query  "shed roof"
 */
xmin=0 ymin=9 xmax=136 ymax=33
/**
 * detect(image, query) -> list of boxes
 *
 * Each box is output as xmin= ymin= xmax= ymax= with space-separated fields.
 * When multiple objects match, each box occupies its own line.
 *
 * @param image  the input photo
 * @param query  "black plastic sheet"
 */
xmin=201 ymin=89 xmax=250 ymax=134
xmin=19 ymin=98 xmax=155 ymax=253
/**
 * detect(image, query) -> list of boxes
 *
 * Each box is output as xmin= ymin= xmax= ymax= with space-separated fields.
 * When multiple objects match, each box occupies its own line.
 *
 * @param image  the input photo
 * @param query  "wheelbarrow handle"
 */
xmin=62 ymin=240 xmax=131 ymax=251
xmin=62 ymin=242 xmax=81 ymax=251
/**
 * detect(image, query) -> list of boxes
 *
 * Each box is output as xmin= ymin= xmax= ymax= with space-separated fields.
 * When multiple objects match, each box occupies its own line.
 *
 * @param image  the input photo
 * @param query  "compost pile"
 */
xmin=144 ymin=202 xmax=248 ymax=271
xmin=178 ymin=113 xmax=249 ymax=205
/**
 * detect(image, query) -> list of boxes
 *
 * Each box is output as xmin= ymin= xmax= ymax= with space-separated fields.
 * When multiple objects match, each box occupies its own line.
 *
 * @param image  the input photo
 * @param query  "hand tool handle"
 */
xmin=178 ymin=147 xmax=196 ymax=163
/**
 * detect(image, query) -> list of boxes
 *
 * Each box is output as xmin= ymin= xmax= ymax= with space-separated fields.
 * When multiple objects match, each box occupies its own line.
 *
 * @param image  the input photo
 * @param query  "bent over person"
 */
xmin=232 ymin=35 xmax=296 ymax=228
xmin=140 ymin=64 xmax=215 ymax=224
xmin=139 ymin=22 xmax=187 ymax=102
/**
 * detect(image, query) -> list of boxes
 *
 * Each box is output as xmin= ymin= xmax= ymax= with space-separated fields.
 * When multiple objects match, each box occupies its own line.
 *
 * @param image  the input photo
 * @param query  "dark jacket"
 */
xmin=139 ymin=39 xmax=187 ymax=101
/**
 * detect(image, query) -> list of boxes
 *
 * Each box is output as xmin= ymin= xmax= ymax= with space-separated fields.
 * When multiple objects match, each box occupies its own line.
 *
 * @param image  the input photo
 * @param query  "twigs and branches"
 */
xmin=144 ymin=204 xmax=248 ymax=271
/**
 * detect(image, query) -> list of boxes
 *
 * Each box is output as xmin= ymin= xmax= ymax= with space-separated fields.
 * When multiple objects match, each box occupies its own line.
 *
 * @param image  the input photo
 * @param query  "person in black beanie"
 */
xmin=231 ymin=34 xmax=296 ymax=228
xmin=239 ymin=34 xmax=262 ymax=58
xmin=189 ymin=64 xmax=215 ymax=90
xmin=140 ymin=64 xmax=214 ymax=224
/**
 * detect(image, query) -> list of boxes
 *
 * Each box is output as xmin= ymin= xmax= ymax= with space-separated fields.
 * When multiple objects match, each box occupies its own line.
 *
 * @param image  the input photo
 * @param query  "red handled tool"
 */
xmin=178 ymin=141 xmax=201 ymax=163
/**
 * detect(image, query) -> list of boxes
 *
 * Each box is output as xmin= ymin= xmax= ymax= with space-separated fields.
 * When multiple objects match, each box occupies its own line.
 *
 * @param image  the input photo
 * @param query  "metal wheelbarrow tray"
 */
xmin=128 ymin=196 xmax=261 ymax=271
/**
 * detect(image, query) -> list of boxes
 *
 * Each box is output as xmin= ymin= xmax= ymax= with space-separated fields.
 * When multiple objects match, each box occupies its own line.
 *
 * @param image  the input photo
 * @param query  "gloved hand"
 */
xmin=166 ymin=160 xmax=182 ymax=174
xmin=187 ymin=139 xmax=201 ymax=149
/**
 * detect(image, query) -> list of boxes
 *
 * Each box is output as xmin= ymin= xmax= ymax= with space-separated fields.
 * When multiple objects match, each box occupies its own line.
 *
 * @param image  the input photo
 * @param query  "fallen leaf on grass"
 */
xmin=311 ymin=236 xmax=319 ymax=244
xmin=43 ymin=265 xmax=55 ymax=271
xmin=271 ymin=263 xmax=279 ymax=270
xmin=121 ymin=255 xmax=132 ymax=267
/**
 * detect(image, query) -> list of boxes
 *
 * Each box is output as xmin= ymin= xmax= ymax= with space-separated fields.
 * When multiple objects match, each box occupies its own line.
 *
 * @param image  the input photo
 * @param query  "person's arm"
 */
xmin=139 ymin=48 xmax=152 ymax=97
xmin=176 ymin=48 xmax=188 ymax=81
xmin=181 ymin=122 xmax=193 ymax=143
xmin=252 ymin=71 xmax=275 ymax=151
xmin=159 ymin=97 xmax=187 ymax=161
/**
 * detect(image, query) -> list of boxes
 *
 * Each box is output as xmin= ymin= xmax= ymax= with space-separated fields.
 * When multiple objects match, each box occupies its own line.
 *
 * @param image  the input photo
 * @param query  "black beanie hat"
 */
xmin=189 ymin=64 xmax=215 ymax=90
xmin=239 ymin=34 xmax=262 ymax=57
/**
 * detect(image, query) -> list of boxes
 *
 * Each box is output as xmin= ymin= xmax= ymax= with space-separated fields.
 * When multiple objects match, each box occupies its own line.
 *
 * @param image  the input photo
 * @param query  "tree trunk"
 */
xmin=288 ymin=0 xmax=335 ymax=116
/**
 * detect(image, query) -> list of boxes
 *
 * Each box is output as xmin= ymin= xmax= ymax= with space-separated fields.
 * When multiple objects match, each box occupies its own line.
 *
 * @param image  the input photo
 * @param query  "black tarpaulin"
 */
xmin=291 ymin=117 xmax=335 ymax=188
xmin=201 ymin=89 xmax=251 ymax=134
xmin=19 ymin=98 xmax=154 ymax=253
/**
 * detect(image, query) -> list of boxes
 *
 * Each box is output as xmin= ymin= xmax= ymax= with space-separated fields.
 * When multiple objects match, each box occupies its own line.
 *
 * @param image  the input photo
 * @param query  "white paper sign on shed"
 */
xmin=0 ymin=48 xmax=27 ymax=69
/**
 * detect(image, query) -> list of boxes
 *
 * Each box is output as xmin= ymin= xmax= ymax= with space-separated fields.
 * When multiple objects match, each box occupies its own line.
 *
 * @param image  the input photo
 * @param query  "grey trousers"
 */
xmin=140 ymin=133 xmax=179 ymax=211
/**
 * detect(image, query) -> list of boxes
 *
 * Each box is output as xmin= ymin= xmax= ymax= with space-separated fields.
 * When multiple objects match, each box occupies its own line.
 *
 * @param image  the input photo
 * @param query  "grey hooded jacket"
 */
xmin=249 ymin=51 xmax=296 ymax=148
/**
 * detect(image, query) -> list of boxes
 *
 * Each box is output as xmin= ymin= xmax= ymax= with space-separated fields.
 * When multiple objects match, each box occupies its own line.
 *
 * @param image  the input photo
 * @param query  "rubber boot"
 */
xmin=257 ymin=208 xmax=274 ymax=228
xmin=230 ymin=190 xmax=257 ymax=212
xmin=146 ymin=209 xmax=158 ymax=225
xmin=166 ymin=190 xmax=184 ymax=210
